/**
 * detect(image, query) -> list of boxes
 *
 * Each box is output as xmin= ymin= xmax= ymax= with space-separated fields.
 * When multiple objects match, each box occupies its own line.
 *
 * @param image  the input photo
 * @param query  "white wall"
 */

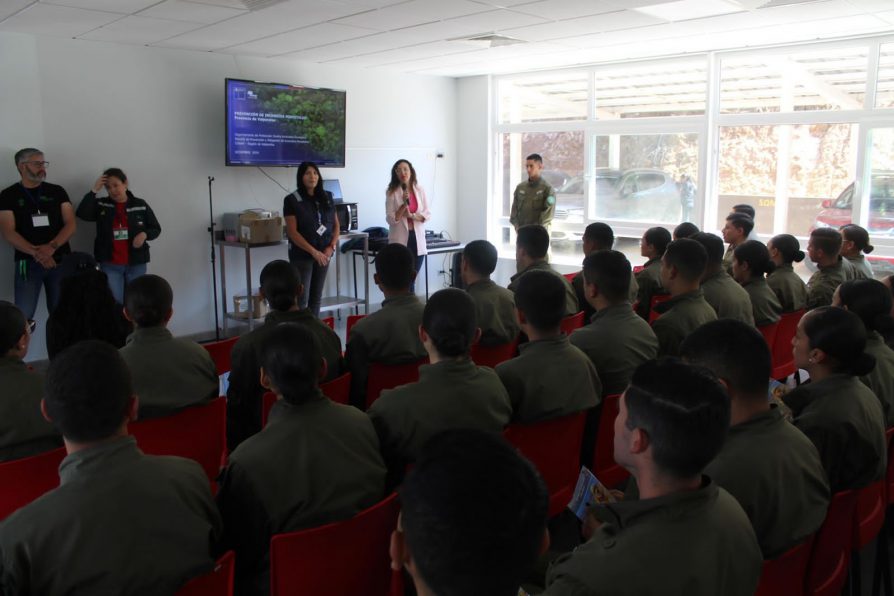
xmin=0 ymin=32 xmax=458 ymax=360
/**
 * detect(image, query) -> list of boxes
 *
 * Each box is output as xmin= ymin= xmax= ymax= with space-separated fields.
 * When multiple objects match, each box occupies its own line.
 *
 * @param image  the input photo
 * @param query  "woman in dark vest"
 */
xmin=283 ymin=162 xmax=339 ymax=317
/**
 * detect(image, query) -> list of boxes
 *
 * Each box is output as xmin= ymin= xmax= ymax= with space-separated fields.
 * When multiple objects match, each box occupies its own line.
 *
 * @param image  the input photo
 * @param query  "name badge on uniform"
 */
xmin=113 ymin=227 xmax=129 ymax=241
xmin=32 ymin=214 xmax=49 ymax=228
xmin=316 ymin=224 xmax=327 ymax=236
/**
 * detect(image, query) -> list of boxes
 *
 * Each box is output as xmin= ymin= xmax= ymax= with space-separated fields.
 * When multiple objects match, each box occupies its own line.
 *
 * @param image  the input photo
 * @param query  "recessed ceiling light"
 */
xmin=634 ymin=0 xmax=743 ymax=21
xmin=450 ymin=34 xmax=526 ymax=48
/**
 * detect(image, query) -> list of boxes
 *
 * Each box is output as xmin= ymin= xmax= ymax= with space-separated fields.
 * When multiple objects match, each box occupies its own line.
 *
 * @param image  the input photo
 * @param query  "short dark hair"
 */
xmin=0 ymin=301 xmax=25 ymax=353
xmin=692 ymin=232 xmax=725 ymax=267
xmin=769 ymin=234 xmax=805 ymax=264
xmin=516 ymin=225 xmax=549 ymax=260
xmin=14 ymin=148 xmax=41 ymax=166
xmin=124 ymin=274 xmax=173 ymax=327
xmin=837 ymin=280 xmax=894 ymax=338
xmin=375 ymin=243 xmax=415 ymax=291
xmin=733 ymin=240 xmax=775 ymax=278
xmin=725 ymin=213 xmax=755 ymax=237
xmin=809 ymin=228 xmax=842 ymax=257
xmin=514 ymin=270 xmax=566 ymax=332
xmin=525 ymin=153 xmax=543 ymax=164
xmin=422 ymin=289 xmax=477 ymax=358
xmin=259 ymin=323 xmax=321 ymax=404
xmin=680 ymin=320 xmax=771 ymax=398
xmin=840 ymin=224 xmax=874 ymax=254
xmin=802 ymin=307 xmax=875 ymax=377
xmin=643 ymin=226 xmax=672 ymax=255
xmin=45 ymin=340 xmax=133 ymax=442
xmin=583 ymin=223 xmax=614 ymax=250
xmin=260 ymin=260 xmax=300 ymax=312
xmin=624 ymin=359 xmax=730 ymax=478
xmin=732 ymin=204 xmax=756 ymax=219
xmin=400 ymin=429 xmax=548 ymax=596
xmin=103 ymin=167 xmax=127 ymax=185
xmin=663 ymin=239 xmax=708 ymax=282
xmin=462 ymin=240 xmax=498 ymax=277
xmin=673 ymin=222 xmax=699 ymax=240
xmin=583 ymin=250 xmax=631 ymax=303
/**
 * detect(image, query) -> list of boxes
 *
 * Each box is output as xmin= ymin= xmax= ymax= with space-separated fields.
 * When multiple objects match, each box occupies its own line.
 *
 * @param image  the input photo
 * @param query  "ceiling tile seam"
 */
xmin=0 ymin=1 xmax=36 ymax=27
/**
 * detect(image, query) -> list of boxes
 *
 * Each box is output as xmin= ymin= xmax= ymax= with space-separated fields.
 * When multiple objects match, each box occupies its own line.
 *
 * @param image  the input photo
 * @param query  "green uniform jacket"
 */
xmin=784 ymin=374 xmax=887 ymax=492
xmin=510 ymin=178 xmax=556 ymax=229
xmin=346 ymin=294 xmax=426 ymax=408
xmin=0 ymin=356 xmax=61 ymax=463
xmin=119 ymin=327 xmax=218 ymax=419
xmin=742 ymin=277 xmax=783 ymax=326
xmin=652 ymin=290 xmax=718 ymax=357
xmin=571 ymin=271 xmax=638 ymax=323
xmin=0 ymin=437 xmax=221 ymax=595
xmin=846 ymin=255 xmax=873 ymax=280
xmin=861 ymin=332 xmax=894 ymax=427
xmin=704 ymin=407 xmax=829 ymax=559
xmin=368 ymin=359 xmax=512 ymax=466
xmin=496 ymin=336 xmax=601 ymax=423
xmin=806 ymin=259 xmax=848 ymax=310
xmin=723 ymin=244 xmax=736 ymax=275
xmin=569 ymin=304 xmax=658 ymax=397
xmin=767 ymin=264 xmax=807 ymax=313
xmin=634 ymin=257 xmax=665 ymax=320
xmin=509 ymin=261 xmax=579 ymax=317
xmin=217 ymin=392 xmax=386 ymax=596
xmin=466 ymin=279 xmax=520 ymax=346
xmin=227 ymin=309 xmax=343 ymax=449
xmin=544 ymin=478 xmax=762 ymax=596
xmin=701 ymin=270 xmax=755 ymax=326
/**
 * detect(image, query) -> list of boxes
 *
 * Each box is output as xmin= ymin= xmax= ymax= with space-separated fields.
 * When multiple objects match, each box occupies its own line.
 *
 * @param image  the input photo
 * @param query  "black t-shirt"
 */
xmin=0 ymin=181 xmax=72 ymax=261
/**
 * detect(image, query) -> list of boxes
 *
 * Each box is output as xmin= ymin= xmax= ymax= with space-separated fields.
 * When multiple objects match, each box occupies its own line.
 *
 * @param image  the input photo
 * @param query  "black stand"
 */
xmin=207 ymin=176 xmax=220 ymax=341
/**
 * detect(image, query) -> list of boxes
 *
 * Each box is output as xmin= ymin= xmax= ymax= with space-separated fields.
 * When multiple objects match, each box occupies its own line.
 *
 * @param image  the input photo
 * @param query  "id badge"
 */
xmin=316 ymin=224 xmax=327 ymax=236
xmin=32 ymin=214 xmax=49 ymax=228
xmin=113 ymin=227 xmax=129 ymax=241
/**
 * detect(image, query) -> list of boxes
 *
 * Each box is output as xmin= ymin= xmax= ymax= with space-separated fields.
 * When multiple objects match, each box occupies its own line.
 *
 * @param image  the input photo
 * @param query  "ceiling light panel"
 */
xmin=634 ymin=0 xmax=742 ymax=21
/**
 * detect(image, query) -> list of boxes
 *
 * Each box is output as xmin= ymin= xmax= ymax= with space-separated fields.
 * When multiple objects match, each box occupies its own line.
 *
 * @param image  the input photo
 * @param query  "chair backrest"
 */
xmin=648 ymin=294 xmax=672 ymax=324
xmin=758 ymin=321 xmax=780 ymax=350
xmin=365 ymin=358 xmax=428 ymax=410
xmin=0 ymin=447 xmax=66 ymax=520
xmin=321 ymin=316 xmax=335 ymax=330
xmin=177 ymin=550 xmax=235 ymax=596
xmin=562 ymin=272 xmax=577 ymax=282
xmin=771 ymin=309 xmax=804 ymax=380
xmin=592 ymin=393 xmax=629 ymax=489
xmin=805 ymin=489 xmax=858 ymax=596
xmin=270 ymin=493 xmax=400 ymax=596
xmin=321 ymin=371 xmax=352 ymax=406
xmin=129 ymin=397 xmax=227 ymax=486
xmin=346 ymin=314 xmax=366 ymax=340
xmin=202 ymin=336 xmax=240 ymax=377
xmin=504 ymin=411 xmax=588 ymax=518
xmin=469 ymin=338 xmax=519 ymax=369
xmin=853 ymin=477 xmax=887 ymax=550
xmin=560 ymin=311 xmax=586 ymax=336
xmin=754 ymin=535 xmax=815 ymax=596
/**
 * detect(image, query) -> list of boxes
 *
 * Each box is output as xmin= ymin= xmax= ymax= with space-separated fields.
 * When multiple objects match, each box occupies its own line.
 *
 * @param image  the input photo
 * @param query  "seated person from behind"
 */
xmin=783 ymin=307 xmax=887 ymax=492
xmin=461 ymin=239 xmax=519 ymax=346
xmin=692 ymin=232 xmax=754 ymax=326
xmin=227 ymin=260 xmax=343 ymax=449
xmin=634 ymin=226 xmax=671 ymax=321
xmin=391 ymin=429 xmax=549 ymax=596
xmin=680 ymin=320 xmax=829 ymax=559
xmin=766 ymin=234 xmax=808 ymax=313
xmin=0 ymin=340 xmax=221 ymax=594
xmin=570 ymin=251 xmax=658 ymax=397
xmin=673 ymin=221 xmax=699 ymax=240
xmin=571 ymin=223 xmax=638 ymax=321
xmin=508 ymin=224 xmax=578 ymax=316
xmin=0 ymin=300 xmax=61 ymax=462
xmin=652 ymin=239 xmax=717 ymax=357
xmin=346 ymin=243 xmax=426 ymax=409
xmin=368 ymin=288 xmax=512 ymax=475
xmin=840 ymin=224 xmax=874 ymax=280
xmin=731 ymin=240 xmax=783 ymax=327
xmin=806 ymin=228 xmax=848 ymax=310
xmin=544 ymin=359 xmax=762 ymax=596
xmin=118 ymin=274 xmax=218 ymax=419
xmin=218 ymin=323 xmax=385 ymax=596
xmin=497 ymin=270 xmax=600 ymax=423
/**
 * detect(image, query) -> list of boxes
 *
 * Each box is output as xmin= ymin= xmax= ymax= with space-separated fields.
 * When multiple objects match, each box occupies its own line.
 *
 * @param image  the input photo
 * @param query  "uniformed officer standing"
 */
xmin=510 ymin=154 xmax=556 ymax=232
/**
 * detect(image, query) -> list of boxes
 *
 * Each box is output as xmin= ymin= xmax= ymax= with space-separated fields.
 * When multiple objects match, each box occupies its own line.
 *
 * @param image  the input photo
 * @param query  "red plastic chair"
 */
xmin=754 ymin=535 xmax=815 ymax=596
xmin=771 ymin=310 xmax=804 ymax=380
xmin=758 ymin=321 xmax=780 ymax=351
xmin=177 ymin=550 xmax=235 ymax=596
xmin=269 ymin=493 xmax=400 ymax=596
xmin=0 ymin=447 xmax=66 ymax=520
xmin=805 ymin=489 xmax=858 ymax=596
xmin=592 ymin=393 xmax=629 ymax=489
xmin=562 ymin=272 xmax=577 ymax=282
xmin=560 ymin=312 xmax=586 ymax=336
xmin=321 ymin=316 xmax=335 ymax=330
xmin=504 ymin=411 xmax=588 ymax=518
xmin=346 ymin=314 xmax=366 ymax=340
xmin=632 ymin=265 xmax=645 ymax=274
xmin=850 ymin=478 xmax=887 ymax=595
xmin=321 ymin=371 xmax=352 ymax=406
xmin=648 ymin=294 xmax=672 ymax=324
xmin=365 ymin=358 xmax=428 ymax=410
xmin=202 ymin=336 xmax=240 ymax=376
xmin=130 ymin=398 xmax=227 ymax=487
xmin=470 ymin=337 xmax=519 ymax=369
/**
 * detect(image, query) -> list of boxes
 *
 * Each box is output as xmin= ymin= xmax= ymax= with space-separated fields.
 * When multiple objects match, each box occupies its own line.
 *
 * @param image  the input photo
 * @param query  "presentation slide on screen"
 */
xmin=226 ymin=80 xmax=346 ymax=167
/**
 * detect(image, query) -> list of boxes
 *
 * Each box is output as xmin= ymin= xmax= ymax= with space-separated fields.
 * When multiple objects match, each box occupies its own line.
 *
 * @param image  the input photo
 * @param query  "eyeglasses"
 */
xmin=23 ymin=161 xmax=49 ymax=167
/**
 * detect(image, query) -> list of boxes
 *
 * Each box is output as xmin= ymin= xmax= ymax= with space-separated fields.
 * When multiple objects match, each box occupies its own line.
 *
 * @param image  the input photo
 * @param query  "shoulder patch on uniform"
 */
xmin=547 ymin=195 xmax=556 ymax=206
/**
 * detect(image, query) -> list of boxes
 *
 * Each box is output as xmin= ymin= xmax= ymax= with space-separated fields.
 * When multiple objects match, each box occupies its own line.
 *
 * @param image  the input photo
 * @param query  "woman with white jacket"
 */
xmin=385 ymin=159 xmax=431 ymax=293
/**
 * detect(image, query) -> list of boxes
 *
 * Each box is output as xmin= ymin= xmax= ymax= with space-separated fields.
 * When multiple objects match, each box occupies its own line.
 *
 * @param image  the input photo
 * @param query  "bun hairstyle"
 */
xmin=802 ymin=306 xmax=876 ymax=377
xmin=837 ymin=279 xmax=894 ymax=340
xmin=840 ymin=224 xmax=875 ymax=254
xmin=734 ymin=240 xmax=776 ymax=278
xmin=769 ymin=234 xmax=805 ymax=264
xmin=422 ymin=288 xmax=477 ymax=358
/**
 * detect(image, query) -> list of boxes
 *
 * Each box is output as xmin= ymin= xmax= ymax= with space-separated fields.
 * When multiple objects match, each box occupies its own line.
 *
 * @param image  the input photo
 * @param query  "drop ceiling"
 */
xmin=0 ymin=0 xmax=892 ymax=77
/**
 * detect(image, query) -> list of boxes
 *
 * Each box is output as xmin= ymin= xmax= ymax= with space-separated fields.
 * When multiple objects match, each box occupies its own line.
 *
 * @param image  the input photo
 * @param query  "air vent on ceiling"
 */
xmin=451 ymin=33 xmax=526 ymax=49
xmin=184 ymin=0 xmax=286 ymax=11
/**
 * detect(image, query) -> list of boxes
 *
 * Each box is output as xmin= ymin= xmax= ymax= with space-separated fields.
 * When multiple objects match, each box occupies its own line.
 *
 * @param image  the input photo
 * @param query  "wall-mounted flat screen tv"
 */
xmin=226 ymin=78 xmax=346 ymax=167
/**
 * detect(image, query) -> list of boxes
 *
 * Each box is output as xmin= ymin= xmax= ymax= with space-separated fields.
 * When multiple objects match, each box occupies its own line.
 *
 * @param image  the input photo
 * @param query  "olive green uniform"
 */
xmin=346 ymin=294 xmax=427 ymax=409
xmin=806 ymin=259 xmax=848 ymax=310
xmin=652 ymin=290 xmax=718 ymax=357
xmin=0 ymin=356 xmax=61 ymax=463
xmin=496 ymin=336 xmax=601 ymax=423
xmin=569 ymin=304 xmax=658 ymax=397
xmin=634 ymin=257 xmax=665 ymax=320
xmin=767 ymin=264 xmax=807 ymax=312
xmin=861 ymin=331 xmax=894 ymax=427
xmin=722 ymin=244 xmax=736 ymax=275
xmin=466 ymin=279 xmax=520 ymax=346
xmin=218 ymin=392 xmax=386 ymax=595
xmin=846 ymin=255 xmax=873 ymax=280
xmin=742 ymin=277 xmax=783 ymax=326
xmin=508 ymin=261 xmax=579 ymax=316
xmin=704 ymin=407 xmax=829 ymax=559
xmin=701 ymin=270 xmax=755 ymax=326
xmin=119 ymin=327 xmax=218 ymax=419
xmin=510 ymin=177 xmax=556 ymax=230
xmin=544 ymin=478 xmax=762 ymax=596
xmin=784 ymin=374 xmax=887 ymax=492
xmin=227 ymin=309 xmax=343 ymax=449
xmin=571 ymin=271 xmax=637 ymax=323
xmin=0 ymin=436 xmax=221 ymax=595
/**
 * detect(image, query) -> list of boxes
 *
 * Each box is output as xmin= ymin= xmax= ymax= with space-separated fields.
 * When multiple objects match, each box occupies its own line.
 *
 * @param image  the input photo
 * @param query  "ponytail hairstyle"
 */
xmin=840 ymin=224 xmax=874 ymax=254
xmin=802 ymin=306 xmax=876 ymax=377
xmin=422 ymin=288 xmax=477 ymax=358
xmin=769 ymin=234 xmax=805 ymax=264
xmin=733 ymin=240 xmax=776 ymax=279
xmin=837 ymin=279 xmax=894 ymax=341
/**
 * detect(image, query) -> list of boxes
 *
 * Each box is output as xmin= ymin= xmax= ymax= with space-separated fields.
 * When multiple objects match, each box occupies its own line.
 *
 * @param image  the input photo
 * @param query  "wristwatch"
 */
xmin=49 ymin=241 xmax=58 ymax=250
